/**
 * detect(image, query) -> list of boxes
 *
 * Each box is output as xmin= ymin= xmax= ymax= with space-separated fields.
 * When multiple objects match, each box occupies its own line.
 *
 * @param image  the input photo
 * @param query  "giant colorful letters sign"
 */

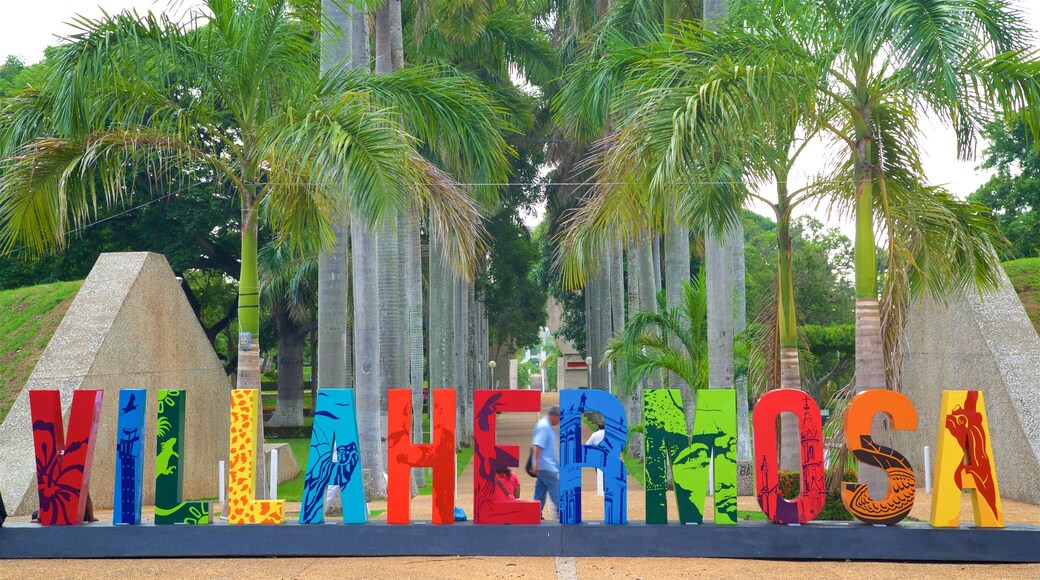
xmin=299 ymin=389 xmax=367 ymax=524
xmin=473 ymin=390 xmax=541 ymax=524
xmin=559 ymin=389 xmax=627 ymax=524
xmin=113 ymin=389 xmax=146 ymax=525
xmin=930 ymin=390 xmax=1004 ymax=527
xmin=753 ymin=389 xmax=826 ymax=524
xmin=227 ymin=389 xmax=284 ymax=524
xmin=842 ymin=390 xmax=917 ymax=525
xmin=154 ymin=389 xmax=210 ymax=525
xmin=644 ymin=389 xmax=737 ymax=525
xmin=18 ymin=386 xmax=1018 ymax=532
xmin=28 ymin=389 xmax=103 ymax=526
xmin=387 ymin=388 xmax=456 ymax=524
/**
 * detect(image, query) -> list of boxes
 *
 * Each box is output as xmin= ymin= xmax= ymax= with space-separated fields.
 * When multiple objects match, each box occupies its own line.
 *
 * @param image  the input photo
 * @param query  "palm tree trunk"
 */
xmin=269 ymin=307 xmax=306 ymax=427
xmin=349 ymin=4 xmax=385 ymax=498
xmin=664 ymin=224 xmax=691 ymax=398
xmin=464 ymin=284 xmax=477 ymax=434
xmin=404 ymin=210 xmax=425 ymax=486
xmin=636 ymin=234 xmax=659 ymax=381
xmin=239 ymin=194 xmax=269 ymax=499
xmin=610 ymin=238 xmax=625 ymax=395
xmin=453 ymin=275 xmax=467 ymax=445
xmin=316 ymin=0 xmax=356 ymax=393
xmin=776 ymin=204 xmax=801 ymax=470
xmin=731 ymin=218 xmax=753 ymax=468
xmin=375 ymin=0 xmax=412 ymax=486
xmin=598 ymin=248 xmax=614 ymax=390
xmin=854 ymin=115 xmax=889 ymax=498
xmin=310 ymin=330 xmax=320 ymax=416
xmin=430 ymin=235 xmax=449 ymax=391
xmin=353 ymin=214 xmax=386 ymax=500
xmin=706 ymin=231 xmax=734 ymax=391
xmin=623 ymin=242 xmax=642 ymax=457
xmin=651 ymin=233 xmax=663 ymax=299
xmin=239 ymin=202 xmax=260 ymax=337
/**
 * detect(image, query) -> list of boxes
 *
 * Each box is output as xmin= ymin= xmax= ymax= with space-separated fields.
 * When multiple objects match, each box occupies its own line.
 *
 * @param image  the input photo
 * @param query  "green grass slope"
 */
xmin=1002 ymin=258 xmax=1040 ymax=334
xmin=0 ymin=280 xmax=82 ymax=424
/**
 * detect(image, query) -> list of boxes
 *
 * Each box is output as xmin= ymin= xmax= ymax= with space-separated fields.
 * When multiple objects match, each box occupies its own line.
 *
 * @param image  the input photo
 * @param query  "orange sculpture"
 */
xmin=842 ymin=390 xmax=917 ymax=525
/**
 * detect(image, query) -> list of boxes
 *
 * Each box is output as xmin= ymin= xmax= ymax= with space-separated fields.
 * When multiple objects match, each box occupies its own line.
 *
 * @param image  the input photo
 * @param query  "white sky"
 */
xmin=1 ymin=1 xmax=1038 ymax=235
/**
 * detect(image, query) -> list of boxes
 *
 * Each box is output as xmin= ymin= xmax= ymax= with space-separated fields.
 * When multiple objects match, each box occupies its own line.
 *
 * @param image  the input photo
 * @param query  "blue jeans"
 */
xmin=533 ymin=471 xmax=560 ymax=518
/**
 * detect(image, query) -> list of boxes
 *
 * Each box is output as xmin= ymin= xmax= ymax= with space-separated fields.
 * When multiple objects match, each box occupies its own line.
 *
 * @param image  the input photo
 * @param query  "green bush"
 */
xmin=777 ymin=468 xmax=855 ymax=521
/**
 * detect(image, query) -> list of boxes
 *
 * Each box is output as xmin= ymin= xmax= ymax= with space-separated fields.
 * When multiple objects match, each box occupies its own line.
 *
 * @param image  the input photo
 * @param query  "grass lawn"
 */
xmin=1003 ymin=257 xmax=1040 ymax=333
xmin=269 ymin=438 xmax=311 ymax=502
xmin=622 ymin=454 xmax=645 ymax=487
xmin=0 ymin=280 xmax=82 ymax=424
xmin=737 ymin=510 xmax=768 ymax=521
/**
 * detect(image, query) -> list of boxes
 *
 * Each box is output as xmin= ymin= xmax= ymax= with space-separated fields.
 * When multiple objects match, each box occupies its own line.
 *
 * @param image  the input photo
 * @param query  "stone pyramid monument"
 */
xmin=0 ymin=252 xmax=231 ymax=515
xmin=898 ymin=268 xmax=1040 ymax=504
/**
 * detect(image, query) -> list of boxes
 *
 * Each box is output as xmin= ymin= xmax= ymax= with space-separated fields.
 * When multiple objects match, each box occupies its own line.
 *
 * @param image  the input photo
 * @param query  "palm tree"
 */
xmin=711 ymin=0 xmax=1031 ymax=494
xmin=0 ymin=0 xmax=512 ymax=497
xmin=407 ymin=0 xmax=556 ymax=445
xmin=260 ymin=242 xmax=318 ymax=427
xmin=0 ymin=0 xmax=500 ymax=333
xmin=315 ymin=0 xmax=358 ymax=398
xmin=559 ymin=0 xmax=1028 ymax=492
xmin=606 ymin=275 xmax=710 ymax=394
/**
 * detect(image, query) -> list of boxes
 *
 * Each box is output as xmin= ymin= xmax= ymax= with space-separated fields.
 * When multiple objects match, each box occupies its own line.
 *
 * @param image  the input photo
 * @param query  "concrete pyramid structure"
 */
xmin=0 ymin=252 xmax=230 ymax=515
xmin=898 ymin=268 xmax=1040 ymax=504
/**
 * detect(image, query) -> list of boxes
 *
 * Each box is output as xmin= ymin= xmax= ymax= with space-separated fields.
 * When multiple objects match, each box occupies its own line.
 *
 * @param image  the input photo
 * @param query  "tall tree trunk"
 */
xmin=375 ymin=0 xmax=413 ymax=488
xmin=238 ymin=195 xmax=269 ymax=499
xmin=349 ymin=3 xmax=385 ymax=498
xmin=664 ymin=224 xmax=691 ymax=400
xmin=624 ymin=242 xmax=642 ymax=457
xmin=731 ymin=218 xmax=753 ymax=465
xmin=405 ymin=211 xmax=425 ymax=486
xmin=452 ymin=275 xmax=467 ymax=446
xmin=353 ymin=211 xmax=386 ymax=499
xmin=430 ymin=236 xmax=450 ymax=391
xmin=609 ymin=238 xmax=625 ymax=396
xmin=464 ymin=284 xmax=477 ymax=438
xmin=269 ymin=307 xmax=306 ymax=427
xmin=776 ymin=202 xmax=801 ymax=470
xmin=629 ymin=233 xmax=659 ymax=458
xmin=651 ymin=233 xmax=663 ymax=300
xmin=706 ymin=231 xmax=734 ymax=391
xmin=239 ymin=201 xmax=260 ymax=338
xmin=598 ymin=248 xmax=614 ymax=391
xmin=310 ymin=330 xmax=320 ymax=416
xmin=854 ymin=104 xmax=888 ymax=498
xmin=317 ymin=0 xmax=355 ymax=393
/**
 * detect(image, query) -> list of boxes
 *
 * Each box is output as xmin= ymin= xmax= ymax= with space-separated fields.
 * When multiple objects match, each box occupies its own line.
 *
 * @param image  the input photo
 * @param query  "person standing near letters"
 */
xmin=585 ymin=420 xmax=606 ymax=497
xmin=531 ymin=405 xmax=561 ymax=519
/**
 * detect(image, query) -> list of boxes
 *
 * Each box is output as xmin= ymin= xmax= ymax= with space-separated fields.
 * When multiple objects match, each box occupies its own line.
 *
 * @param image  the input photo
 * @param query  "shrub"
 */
xmin=777 ymin=468 xmax=856 ymax=521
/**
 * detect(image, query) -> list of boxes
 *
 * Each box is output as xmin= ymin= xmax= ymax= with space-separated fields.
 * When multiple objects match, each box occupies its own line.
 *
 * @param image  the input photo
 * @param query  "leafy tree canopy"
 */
xmin=744 ymin=214 xmax=854 ymax=327
xmin=969 ymin=118 xmax=1040 ymax=260
xmin=478 ymin=144 xmax=548 ymax=358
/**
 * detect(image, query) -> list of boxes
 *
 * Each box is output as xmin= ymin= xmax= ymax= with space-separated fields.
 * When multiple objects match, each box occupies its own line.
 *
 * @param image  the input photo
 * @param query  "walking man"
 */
xmin=531 ymin=405 xmax=560 ymax=519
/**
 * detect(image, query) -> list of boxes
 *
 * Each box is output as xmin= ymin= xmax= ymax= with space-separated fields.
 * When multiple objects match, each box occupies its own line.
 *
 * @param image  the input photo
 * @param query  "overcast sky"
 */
xmin=2 ymin=1 xmax=1038 ymax=233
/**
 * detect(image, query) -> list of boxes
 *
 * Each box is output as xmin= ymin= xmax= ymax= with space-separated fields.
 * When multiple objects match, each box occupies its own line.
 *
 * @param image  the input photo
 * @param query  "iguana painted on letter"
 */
xmin=156 ymin=437 xmax=179 ymax=476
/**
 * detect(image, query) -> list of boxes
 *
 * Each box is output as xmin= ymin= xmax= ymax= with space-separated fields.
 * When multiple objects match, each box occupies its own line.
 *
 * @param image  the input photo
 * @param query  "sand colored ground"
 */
xmin=2 ymin=392 xmax=1037 ymax=578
